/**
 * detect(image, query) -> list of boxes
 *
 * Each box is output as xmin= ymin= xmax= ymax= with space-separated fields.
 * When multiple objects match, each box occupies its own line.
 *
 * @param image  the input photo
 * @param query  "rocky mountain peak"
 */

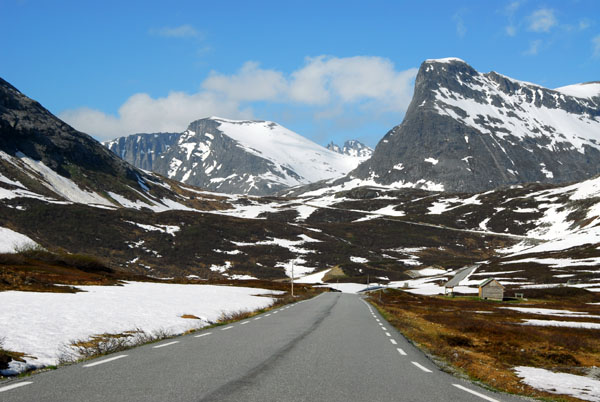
xmin=346 ymin=58 xmax=600 ymax=193
xmin=326 ymin=140 xmax=373 ymax=160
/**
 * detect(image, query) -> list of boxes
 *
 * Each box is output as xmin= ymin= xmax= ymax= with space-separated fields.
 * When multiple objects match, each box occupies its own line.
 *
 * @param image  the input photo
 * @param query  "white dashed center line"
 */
xmin=452 ymin=384 xmax=499 ymax=402
xmin=221 ymin=326 xmax=234 ymax=331
xmin=396 ymin=348 xmax=407 ymax=356
xmin=266 ymin=313 xmax=272 ymax=317
xmin=385 ymin=332 xmax=391 ymax=337
xmin=83 ymin=355 xmax=128 ymax=367
xmin=83 ymin=355 xmax=127 ymax=367
xmin=254 ymin=317 xmax=261 ymax=320
xmin=381 ymin=327 xmax=387 ymax=330
xmin=0 ymin=382 xmax=33 ymax=393
xmin=390 ymin=339 xmax=398 ymax=345
xmin=411 ymin=361 xmax=432 ymax=373
xmin=195 ymin=332 xmax=212 ymax=338
xmin=153 ymin=341 xmax=179 ymax=349
xmin=240 ymin=321 xmax=250 ymax=325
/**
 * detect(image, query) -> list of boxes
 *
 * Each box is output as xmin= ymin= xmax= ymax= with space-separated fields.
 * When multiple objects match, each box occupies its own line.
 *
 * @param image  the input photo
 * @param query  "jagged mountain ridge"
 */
xmin=347 ymin=57 xmax=600 ymax=193
xmin=106 ymin=117 xmax=360 ymax=196
xmin=326 ymin=140 xmax=373 ymax=160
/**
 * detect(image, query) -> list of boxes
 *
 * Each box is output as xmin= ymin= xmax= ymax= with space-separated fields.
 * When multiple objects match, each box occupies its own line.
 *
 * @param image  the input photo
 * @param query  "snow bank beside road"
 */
xmin=0 ymin=282 xmax=280 ymax=374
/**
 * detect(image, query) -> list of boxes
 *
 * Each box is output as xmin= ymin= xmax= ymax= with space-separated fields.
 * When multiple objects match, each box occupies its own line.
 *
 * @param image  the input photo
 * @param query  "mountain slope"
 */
xmin=107 ymin=117 xmax=359 ymax=195
xmin=0 ymin=77 xmax=201 ymax=211
xmin=348 ymin=58 xmax=600 ymax=193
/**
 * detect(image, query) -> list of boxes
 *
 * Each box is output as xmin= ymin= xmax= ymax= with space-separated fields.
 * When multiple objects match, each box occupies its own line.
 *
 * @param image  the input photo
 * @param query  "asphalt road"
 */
xmin=0 ymin=293 xmax=524 ymax=401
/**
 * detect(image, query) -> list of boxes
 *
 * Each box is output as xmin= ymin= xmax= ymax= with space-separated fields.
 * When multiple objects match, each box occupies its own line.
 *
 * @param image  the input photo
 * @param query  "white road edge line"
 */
xmin=240 ymin=321 xmax=250 ymax=325
xmin=254 ymin=317 xmax=261 ymax=320
xmin=452 ymin=384 xmax=499 ymax=402
xmin=153 ymin=341 xmax=179 ymax=349
xmin=221 ymin=326 xmax=234 ymax=331
xmin=83 ymin=355 xmax=128 ymax=367
xmin=385 ymin=332 xmax=391 ymax=337
xmin=266 ymin=314 xmax=272 ymax=317
xmin=0 ymin=382 xmax=33 ymax=393
xmin=382 ymin=327 xmax=387 ymax=330
xmin=390 ymin=339 xmax=397 ymax=345
xmin=411 ymin=361 xmax=432 ymax=373
xmin=195 ymin=332 xmax=212 ymax=338
xmin=397 ymin=348 xmax=407 ymax=356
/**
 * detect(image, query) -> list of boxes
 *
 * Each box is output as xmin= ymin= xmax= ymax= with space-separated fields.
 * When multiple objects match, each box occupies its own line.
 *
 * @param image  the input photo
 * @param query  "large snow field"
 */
xmin=0 ymin=282 xmax=281 ymax=374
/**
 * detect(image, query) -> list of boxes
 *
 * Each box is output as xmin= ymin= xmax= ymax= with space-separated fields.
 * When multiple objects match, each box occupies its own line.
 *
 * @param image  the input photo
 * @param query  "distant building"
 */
xmin=479 ymin=278 xmax=504 ymax=301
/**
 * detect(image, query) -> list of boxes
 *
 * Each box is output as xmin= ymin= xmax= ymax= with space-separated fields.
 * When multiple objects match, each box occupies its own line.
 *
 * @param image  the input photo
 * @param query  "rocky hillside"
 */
xmin=105 ymin=118 xmax=360 ymax=196
xmin=348 ymin=58 xmax=600 ymax=193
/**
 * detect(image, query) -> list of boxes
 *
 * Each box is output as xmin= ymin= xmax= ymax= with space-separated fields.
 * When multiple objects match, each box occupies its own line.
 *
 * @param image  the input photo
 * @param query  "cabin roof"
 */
xmin=479 ymin=278 xmax=505 ymax=289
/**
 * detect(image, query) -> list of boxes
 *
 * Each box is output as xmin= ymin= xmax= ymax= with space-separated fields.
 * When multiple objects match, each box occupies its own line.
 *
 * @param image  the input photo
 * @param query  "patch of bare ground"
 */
xmin=369 ymin=287 xmax=600 ymax=402
xmin=0 ymin=246 xmax=151 ymax=293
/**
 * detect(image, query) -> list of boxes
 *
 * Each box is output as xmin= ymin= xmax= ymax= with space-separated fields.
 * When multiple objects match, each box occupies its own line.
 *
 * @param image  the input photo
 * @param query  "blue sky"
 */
xmin=1 ymin=0 xmax=598 ymax=147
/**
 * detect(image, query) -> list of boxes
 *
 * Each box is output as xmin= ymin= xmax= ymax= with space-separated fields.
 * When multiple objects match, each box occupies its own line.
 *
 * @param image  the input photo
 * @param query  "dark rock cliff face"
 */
xmin=104 ymin=133 xmax=179 ymax=171
xmin=351 ymin=58 xmax=600 ymax=193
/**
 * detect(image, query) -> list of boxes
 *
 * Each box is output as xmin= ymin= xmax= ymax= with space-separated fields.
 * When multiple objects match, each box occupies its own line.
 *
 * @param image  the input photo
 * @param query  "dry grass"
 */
xmin=322 ymin=266 xmax=346 ymax=282
xmin=369 ymin=288 xmax=600 ymax=402
xmin=181 ymin=314 xmax=201 ymax=320
xmin=58 ymin=328 xmax=173 ymax=365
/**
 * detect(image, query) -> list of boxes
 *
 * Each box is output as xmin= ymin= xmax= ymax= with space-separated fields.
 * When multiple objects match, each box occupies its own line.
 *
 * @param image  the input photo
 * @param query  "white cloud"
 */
xmin=578 ymin=20 xmax=591 ymax=31
xmin=453 ymin=12 xmax=467 ymax=38
xmin=528 ymin=8 xmax=557 ymax=33
xmin=289 ymin=56 xmax=417 ymax=111
xmin=152 ymin=24 xmax=200 ymax=38
xmin=593 ymin=35 xmax=600 ymax=58
xmin=503 ymin=1 xmax=520 ymax=36
xmin=523 ymin=39 xmax=542 ymax=55
xmin=202 ymin=61 xmax=287 ymax=102
xmin=506 ymin=25 xmax=517 ymax=36
xmin=60 ymin=92 xmax=252 ymax=140
xmin=60 ymin=56 xmax=417 ymax=141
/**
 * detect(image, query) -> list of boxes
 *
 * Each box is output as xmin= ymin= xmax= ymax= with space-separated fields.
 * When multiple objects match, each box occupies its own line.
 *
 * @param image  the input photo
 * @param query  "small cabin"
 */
xmin=479 ymin=278 xmax=504 ymax=301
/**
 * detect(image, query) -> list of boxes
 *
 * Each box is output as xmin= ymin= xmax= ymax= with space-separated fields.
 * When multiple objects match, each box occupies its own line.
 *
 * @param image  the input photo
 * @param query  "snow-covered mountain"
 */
xmin=344 ymin=58 xmax=600 ymax=193
xmin=326 ymin=140 xmax=373 ymax=160
xmin=107 ymin=117 xmax=359 ymax=195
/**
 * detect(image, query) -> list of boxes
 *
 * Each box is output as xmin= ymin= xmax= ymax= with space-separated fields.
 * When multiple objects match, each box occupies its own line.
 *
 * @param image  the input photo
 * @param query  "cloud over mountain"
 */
xmin=59 ymin=56 xmax=417 ymax=141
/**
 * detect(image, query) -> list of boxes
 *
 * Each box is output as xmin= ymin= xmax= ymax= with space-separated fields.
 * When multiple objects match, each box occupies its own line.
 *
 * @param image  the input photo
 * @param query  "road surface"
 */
xmin=0 ymin=293 xmax=523 ymax=401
